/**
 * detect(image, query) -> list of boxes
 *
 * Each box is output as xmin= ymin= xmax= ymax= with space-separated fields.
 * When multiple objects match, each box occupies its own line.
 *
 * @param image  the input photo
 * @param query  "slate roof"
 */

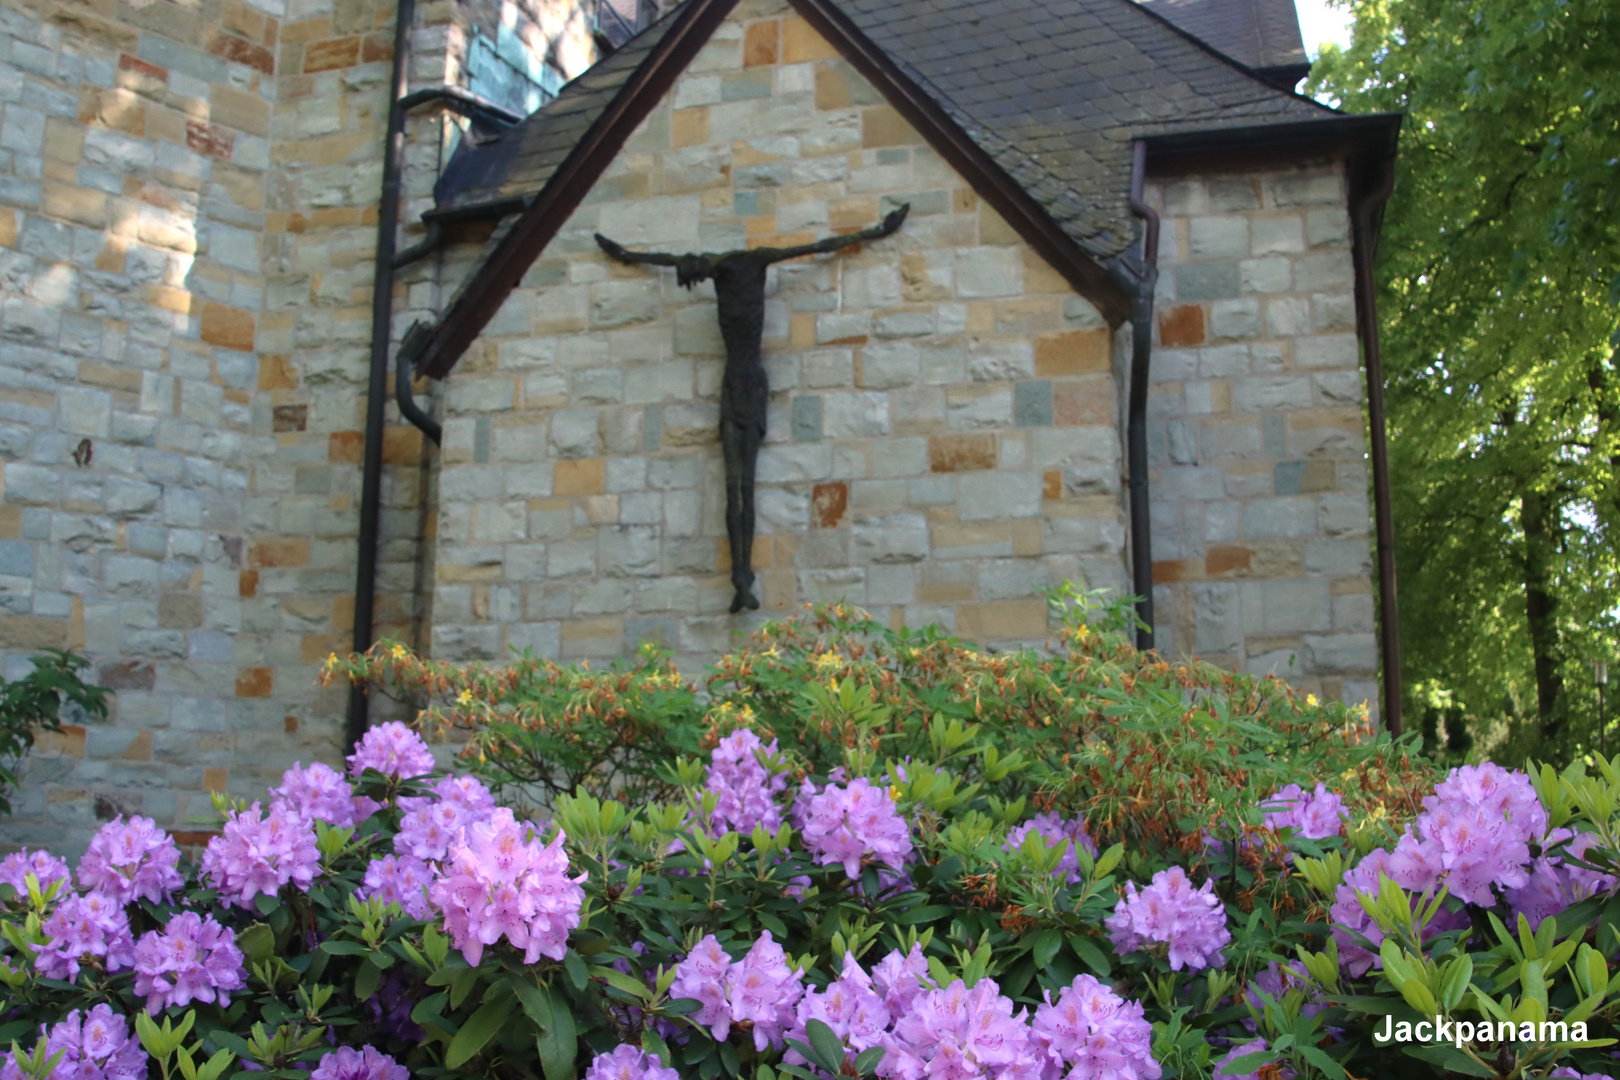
xmin=434 ymin=0 xmax=1335 ymax=260
xmin=431 ymin=12 xmax=684 ymax=216
xmin=1136 ymin=0 xmax=1310 ymax=86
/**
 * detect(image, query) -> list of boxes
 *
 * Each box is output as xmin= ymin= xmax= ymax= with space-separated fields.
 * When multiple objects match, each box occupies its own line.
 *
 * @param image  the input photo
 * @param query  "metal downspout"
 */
xmin=347 ymin=0 xmax=415 ymax=750
xmin=1125 ymin=140 xmax=1160 ymax=651
xmin=1352 ymin=162 xmax=1402 ymax=736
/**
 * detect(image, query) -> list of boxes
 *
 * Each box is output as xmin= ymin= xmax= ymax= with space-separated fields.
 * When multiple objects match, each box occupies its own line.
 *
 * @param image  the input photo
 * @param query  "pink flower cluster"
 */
xmin=427 ymin=808 xmax=585 ymax=965
xmin=584 ymin=1045 xmax=680 ymax=1080
xmin=201 ymin=802 xmax=321 ymax=909
xmin=76 ymin=815 xmax=184 ymax=905
xmin=778 ymin=946 xmax=1158 ymax=1080
xmin=1506 ymin=830 xmax=1618 ymax=931
xmin=271 ymin=762 xmax=379 ymax=830
xmin=359 ymin=854 xmax=435 ymax=920
xmin=396 ymin=775 xmax=497 ymax=861
xmin=1105 ymin=866 xmax=1231 ymax=972
xmin=308 ymin=1046 xmax=408 ymax=1080
xmin=1261 ymin=784 xmax=1345 ymax=841
xmin=1032 ymin=974 xmax=1160 ymax=1080
xmin=32 ymin=891 xmax=134 ymax=980
xmin=1330 ymin=763 xmax=1571 ymax=974
xmin=1004 ymin=813 xmax=1098 ymax=884
xmin=881 ymin=977 xmax=1038 ymax=1080
xmin=673 ymin=932 xmax=806 ymax=1050
xmin=0 ymin=848 xmax=71 ymax=899
xmin=347 ymin=721 xmax=436 ymax=780
xmin=798 ymin=778 xmax=914 ymax=880
xmin=705 ymin=729 xmax=788 ymax=833
xmin=132 ymin=911 xmax=246 ymax=1014
xmin=0 ymin=1005 xmax=147 ymax=1080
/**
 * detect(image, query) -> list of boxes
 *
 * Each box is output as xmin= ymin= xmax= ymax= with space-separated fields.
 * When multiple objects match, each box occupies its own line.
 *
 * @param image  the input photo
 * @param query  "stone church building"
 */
xmin=0 ymin=0 xmax=1400 ymax=851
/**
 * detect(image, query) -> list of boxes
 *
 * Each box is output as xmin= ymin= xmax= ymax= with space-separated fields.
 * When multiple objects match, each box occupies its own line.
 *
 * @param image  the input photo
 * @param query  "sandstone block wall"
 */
xmin=427 ymin=0 xmax=1133 ymax=672
xmin=0 ymin=0 xmax=597 ymax=855
xmin=1144 ymin=166 xmax=1380 ymax=715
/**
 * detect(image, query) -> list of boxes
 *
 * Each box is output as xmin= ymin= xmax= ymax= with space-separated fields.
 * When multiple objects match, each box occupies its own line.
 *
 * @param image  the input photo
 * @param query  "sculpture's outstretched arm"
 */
xmin=754 ymin=203 xmax=910 ymax=264
xmin=595 ymin=234 xmax=712 ymax=288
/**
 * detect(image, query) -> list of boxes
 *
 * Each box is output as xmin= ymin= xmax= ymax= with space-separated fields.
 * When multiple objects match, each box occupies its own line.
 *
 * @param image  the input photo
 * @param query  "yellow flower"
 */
xmin=326 ymin=652 xmax=338 ymax=666
xmin=456 ymin=689 xmax=473 ymax=706
xmin=390 ymin=644 xmax=407 ymax=660
xmin=1306 ymin=693 xmax=1319 ymax=707
xmin=889 ymin=784 xmax=905 ymax=801
xmin=737 ymin=704 xmax=755 ymax=720
xmin=815 ymin=653 xmax=840 ymax=671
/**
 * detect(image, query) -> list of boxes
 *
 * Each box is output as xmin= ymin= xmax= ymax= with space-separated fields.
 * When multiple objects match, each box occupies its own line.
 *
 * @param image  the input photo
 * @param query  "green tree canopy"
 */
xmin=1310 ymin=0 xmax=1620 ymax=759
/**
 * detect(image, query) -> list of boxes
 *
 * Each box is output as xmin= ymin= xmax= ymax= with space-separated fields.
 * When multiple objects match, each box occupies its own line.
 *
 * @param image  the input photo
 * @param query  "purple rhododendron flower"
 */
xmin=1429 ymin=763 xmax=1547 ymax=842
xmin=1548 ymin=1069 xmax=1616 ymax=1079
xmin=0 ymin=848 xmax=71 ymax=899
xmin=1105 ymin=866 xmax=1230 ymax=973
xmin=270 ymin=762 xmax=379 ymax=830
xmin=1211 ymin=1038 xmax=1290 ymax=1080
xmin=871 ymin=943 xmax=933 ymax=1017
xmin=77 ymin=815 xmax=185 ymax=905
xmin=705 ymin=729 xmax=788 ymax=833
xmin=308 ymin=1046 xmax=408 ymax=1080
xmin=395 ymin=776 xmax=497 ymax=862
xmin=799 ymin=778 xmax=913 ymax=880
xmin=672 ymin=934 xmax=736 ymax=1040
xmin=727 ymin=931 xmax=806 ymax=1051
xmin=1004 ymin=813 xmax=1098 ymax=885
xmin=1385 ymin=798 xmax=1531 ymax=906
xmin=347 ymin=721 xmax=435 ymax=780
xmin=0 ymin=1004 xmax=147 ymax=1080
xmin=584 ymin=1045 xmax=680 ymax=1080
xmin=1261 ymin=784 xmax=1345 ymax=841
xmin=358 ymin=854 xmax=435 ymax=920
xmin=201 ymin=802 xmax=321 ymax=908
xmin=1032 ymin=974 xmax=1159 ymax=1080
xmin=787 ymin=951 xmax=893 ymax=1069
xmin=427 ymin=809 xmax=585 ymax=966
xmin=1329 ymin=847 xmax=1469 ymax=977
xmin=878 ymin=976 xmax=1038 ymax=1080
xmin=1505 ymin=831 xmax=1618 ymax=931
xmin=132 ymin=911 xmax=246 ymax=1014
xmin=32 ymin=891 xmax=135 ymax=981
xmin=1241 ymin=961 xmax=1329 ymax=1035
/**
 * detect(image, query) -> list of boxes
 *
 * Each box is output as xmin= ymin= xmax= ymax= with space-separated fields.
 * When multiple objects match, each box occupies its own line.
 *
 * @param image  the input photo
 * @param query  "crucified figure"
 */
xmin=596 ymin=203 xmax=909 ymax=614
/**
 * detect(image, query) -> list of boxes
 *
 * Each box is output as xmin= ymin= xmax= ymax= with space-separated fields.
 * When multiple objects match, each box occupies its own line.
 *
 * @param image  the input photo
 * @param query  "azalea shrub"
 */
xmin=3 ymin=594 xmax=1620 ymax=1080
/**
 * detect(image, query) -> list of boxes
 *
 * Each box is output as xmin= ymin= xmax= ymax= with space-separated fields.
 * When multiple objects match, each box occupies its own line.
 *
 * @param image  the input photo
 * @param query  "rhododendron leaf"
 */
xmin=590 ymin=964 xmax=653 ymax=999
xmin=319 ymin=941 xmax=367 ymax=955
xmin=1031 ymin=929 xmax=1061 ymax=968
xmin=254 ymin=893 xmax=279 ymax=916
xmin=447 ymin=994 xmax=515 ymax=1068
xmin=1067 ymin=934 xmax=1111 ymax=977
xmin=641 ymin=1029 xmax=673 ymax=1068
xmin=409 ymin=992 xmax=449 ymax=1030
xmin=806 ymin=1019 xmax=845 ymax=1075
xmin=718 ymin=1041 xmax=740 ymax=1077
xmin=852 ymin=1046 xmax=884 ymax=1076
xmin=561 ymin=949 xmax=589 ymax=990
xmin=536 ymin=987 xmax=576 ymax=1080
xmin=665 ymin=997 xmax=703 ymax=1015
xmin=1222 ymin=1048 xmax=1279 ymax=1074
xmin=784 ymin=1041 xmax=832 ymax=1075
xmin=237 ymin=924 xmax=274 ymax=966
xmin=1400 ymin=1044 xmax=1493 ymax=1077
xmin=1297 ymin=1044 xmax=1346 ymax=1079
xmin=508 ymin=977 xmax=553 ymax=1030
xmin=354 ymin=957 xmax=381 ymax=1001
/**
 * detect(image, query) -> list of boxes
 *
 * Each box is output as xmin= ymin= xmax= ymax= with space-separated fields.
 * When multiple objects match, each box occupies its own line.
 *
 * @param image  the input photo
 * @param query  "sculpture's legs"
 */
xmin=722 ymin=415 xmax=763 ymax=613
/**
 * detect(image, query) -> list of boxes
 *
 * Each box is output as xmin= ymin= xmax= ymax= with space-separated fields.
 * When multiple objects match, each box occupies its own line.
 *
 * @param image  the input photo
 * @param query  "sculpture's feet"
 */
xmin=729 ymin=576 xmax=760 ymax=613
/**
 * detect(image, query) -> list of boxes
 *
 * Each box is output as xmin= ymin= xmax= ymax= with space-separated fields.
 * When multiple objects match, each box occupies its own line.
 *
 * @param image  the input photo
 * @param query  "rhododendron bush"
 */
xmin=4 ymin=595 xmax=1620 ymax=1080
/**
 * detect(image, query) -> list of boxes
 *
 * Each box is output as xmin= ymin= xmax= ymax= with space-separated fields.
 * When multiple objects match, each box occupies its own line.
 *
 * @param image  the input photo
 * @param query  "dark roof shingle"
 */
xmin=434 ymin=0 xmax=1337 ymax=259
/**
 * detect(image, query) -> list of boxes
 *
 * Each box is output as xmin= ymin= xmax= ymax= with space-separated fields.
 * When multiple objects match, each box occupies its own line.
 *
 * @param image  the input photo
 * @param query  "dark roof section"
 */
xmin=832 ymin=0 xmax=1332 ymax=259
xmin=432 ymin=10 xmax=685 ymax=216
xmin=419 ymin=0 xmax=1363 ymax=377
xmin=1137 ymin=0 xmax=1311 ymax=90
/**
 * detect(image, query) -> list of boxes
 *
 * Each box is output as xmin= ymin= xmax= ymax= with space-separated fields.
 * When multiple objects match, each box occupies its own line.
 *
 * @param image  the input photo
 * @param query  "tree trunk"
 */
xmin=1519 ymin=485 xmax=1565 ymax=742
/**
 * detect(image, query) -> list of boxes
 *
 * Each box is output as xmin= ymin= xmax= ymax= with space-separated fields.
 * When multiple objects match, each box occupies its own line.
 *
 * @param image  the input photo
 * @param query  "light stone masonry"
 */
xmin=1146 ymin=167 xmax=1379 ymax=716
xmin=427 ymin=0 xmax=1131 ymax=672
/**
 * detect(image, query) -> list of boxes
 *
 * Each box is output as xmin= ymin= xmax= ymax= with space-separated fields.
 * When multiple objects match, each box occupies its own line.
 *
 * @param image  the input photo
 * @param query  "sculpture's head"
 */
xmin=675 ymin=253 xmax=712 ymax=289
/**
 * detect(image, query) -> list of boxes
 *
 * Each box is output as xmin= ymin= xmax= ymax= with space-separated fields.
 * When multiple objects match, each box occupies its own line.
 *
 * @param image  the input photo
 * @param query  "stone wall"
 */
xmin=1144 ymin=164 xmax=1380 ymax=716
xmin=0 ymin=0 xmax=598 ymax=855
xmin=427 ymin=0 xmax=1131 ymax=672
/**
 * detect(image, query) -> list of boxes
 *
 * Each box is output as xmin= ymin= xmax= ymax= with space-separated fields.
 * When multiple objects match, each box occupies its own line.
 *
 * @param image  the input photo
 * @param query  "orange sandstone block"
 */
xmin=249 ymin=538 xmax=310 ymax=568
xmin=1035 ymin=328 xmax=1110 ymax=376
xmin=235 ymin=668 xmax=273 ymax=697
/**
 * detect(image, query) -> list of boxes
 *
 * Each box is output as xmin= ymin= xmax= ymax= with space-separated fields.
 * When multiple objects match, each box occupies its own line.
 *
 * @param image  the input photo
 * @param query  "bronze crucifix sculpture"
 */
xmin=596 ymin=203 xmax=909 ymax=613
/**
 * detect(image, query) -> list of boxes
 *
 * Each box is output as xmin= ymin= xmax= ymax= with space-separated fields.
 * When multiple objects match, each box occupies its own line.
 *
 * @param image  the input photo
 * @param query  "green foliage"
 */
xmin=10 ymin=602 xmax=1620 ymax=1080
xmin=0 ymin=650 xmax=108 ymax=815
xmin=1310 ymin=0 xmax=1620 ymax=760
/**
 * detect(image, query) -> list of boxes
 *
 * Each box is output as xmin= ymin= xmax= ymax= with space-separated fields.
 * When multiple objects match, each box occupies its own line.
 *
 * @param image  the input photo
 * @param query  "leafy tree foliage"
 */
xmin=1310 ymin=0 xmax=1620 ymax=760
